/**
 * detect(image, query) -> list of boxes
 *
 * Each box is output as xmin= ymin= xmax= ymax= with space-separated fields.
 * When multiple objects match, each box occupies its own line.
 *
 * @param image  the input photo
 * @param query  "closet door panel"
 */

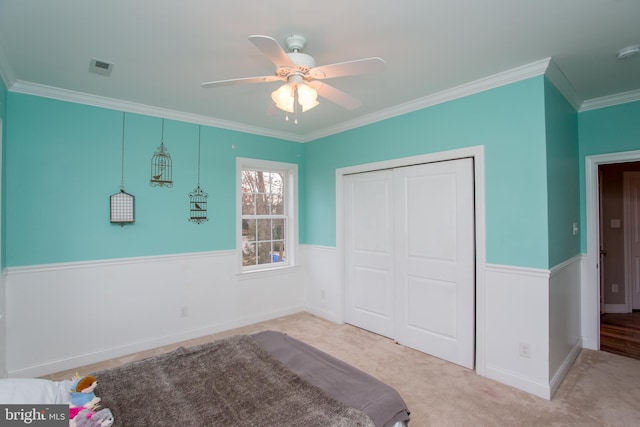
xmin=394 ymin=158 xmax=475 ymax=369
xmin=345 ymin=170 xmax=395 ymax=338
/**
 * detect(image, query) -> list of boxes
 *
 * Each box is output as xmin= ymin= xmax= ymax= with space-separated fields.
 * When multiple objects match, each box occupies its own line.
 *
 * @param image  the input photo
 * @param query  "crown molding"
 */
xmin=0 ymin=41 xmax=16 ymax=90
xmin=544 ymin=59 xmax=582 ymax=111
xmin=9 ymin=80 xmax=307 ymax=143
xmin=9 ymin=56 xmax=636 ymax=143
xmin=305 ymin=58 xmax=552 ymax=141
xmin=580 ymin=88 xmax=640 ymax=112
xmin=8 ymin=59 xmax=552 ymax=144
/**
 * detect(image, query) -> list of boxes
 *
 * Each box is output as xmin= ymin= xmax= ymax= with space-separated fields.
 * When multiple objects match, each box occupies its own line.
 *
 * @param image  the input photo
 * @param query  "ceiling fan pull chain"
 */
xmin=294 ymin=86 xmax=299 ymax=124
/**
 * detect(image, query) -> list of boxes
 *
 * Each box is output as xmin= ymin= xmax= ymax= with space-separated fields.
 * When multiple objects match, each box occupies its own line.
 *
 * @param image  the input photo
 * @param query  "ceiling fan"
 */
xmin=201 ymin=34 xmax=386 ymax=121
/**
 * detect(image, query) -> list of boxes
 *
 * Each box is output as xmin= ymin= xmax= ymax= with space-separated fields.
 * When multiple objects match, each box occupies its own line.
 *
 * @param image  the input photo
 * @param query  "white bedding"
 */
xmin=0 ymin=378 xmax=73 ymax=404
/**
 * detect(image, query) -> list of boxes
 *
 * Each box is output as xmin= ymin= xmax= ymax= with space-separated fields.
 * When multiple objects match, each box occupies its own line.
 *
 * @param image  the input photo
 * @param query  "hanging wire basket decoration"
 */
xmin=189 ymin=125 xmax=208 ymax=223
xmin=110 ymin=112 xmax=135 ymax=226
xmin=150 ymin=118 xmax=173 ymax=187
xmin=110 ymin=190 xmax=135 ymax=225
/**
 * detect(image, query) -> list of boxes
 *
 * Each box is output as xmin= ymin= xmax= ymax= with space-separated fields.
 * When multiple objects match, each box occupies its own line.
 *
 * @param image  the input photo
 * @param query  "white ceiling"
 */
xmin=1 ymin=0 xmax=639 ymax=142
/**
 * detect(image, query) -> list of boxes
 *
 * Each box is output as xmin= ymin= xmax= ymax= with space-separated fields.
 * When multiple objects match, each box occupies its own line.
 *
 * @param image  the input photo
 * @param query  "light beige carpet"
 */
xmin=44 ymin=312 xmax=640 ymax=426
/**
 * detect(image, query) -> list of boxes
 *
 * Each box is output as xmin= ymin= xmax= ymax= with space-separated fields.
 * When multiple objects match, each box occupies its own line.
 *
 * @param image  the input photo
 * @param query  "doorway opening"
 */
xmin=585 ymin=150 xmax=640 ymax=355
xmin=598 ymin=161 xmax=640 ymax=359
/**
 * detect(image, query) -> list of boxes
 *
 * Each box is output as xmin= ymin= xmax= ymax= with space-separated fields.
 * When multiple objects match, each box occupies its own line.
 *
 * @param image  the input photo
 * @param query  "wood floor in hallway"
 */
xmin=600 ymin=311 xmax=640 ymax=360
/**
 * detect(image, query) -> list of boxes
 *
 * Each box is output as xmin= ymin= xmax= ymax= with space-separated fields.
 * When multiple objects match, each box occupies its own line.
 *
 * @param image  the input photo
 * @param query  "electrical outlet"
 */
xmin=180 ymin=306 xmax=188 ymax=318
xmin=519 ymin=342 xmax=531 ymax=358
xmin=612 ymin=283 xmax=619 ymax=293
xmin=321 ymin=290 xmax=326 ymax=299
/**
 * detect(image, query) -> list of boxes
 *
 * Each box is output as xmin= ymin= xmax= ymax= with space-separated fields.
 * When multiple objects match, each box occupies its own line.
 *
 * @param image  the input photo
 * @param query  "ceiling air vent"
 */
xmin=89 ymin=58 xmax=114 ymax=76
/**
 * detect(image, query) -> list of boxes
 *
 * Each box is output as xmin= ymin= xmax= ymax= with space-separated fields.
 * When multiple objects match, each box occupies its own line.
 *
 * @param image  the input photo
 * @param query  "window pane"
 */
xmin=271 ymin=194 xmax=283 ymax=215
xmin=243 ymin=219 xmax=256 ymax=242
xmin=242 ymin=170 xmax=256 ymax=193
xmin=242 ymin=242 xmax=256 ymax=266
xmin=272 ymin=240 xmax=285 ymax=263
xmin=270 ymin=172 xmax=284 ymax=194
xmin=272 ymin=218 xmax=285 ymax=240
xmin=256 ymin=193 xmax=269 ymax=215
xmin=256 ymin=218 xmax=270 ymax=241
xmin=257 ymin=242 xmax=272 ymax=265
xmin=242 ymin=194 xmax=255 ymax=215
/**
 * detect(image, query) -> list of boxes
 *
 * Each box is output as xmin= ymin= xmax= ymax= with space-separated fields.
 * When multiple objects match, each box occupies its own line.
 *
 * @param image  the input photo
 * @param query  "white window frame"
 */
xmin=236 ymin=157 xmax=298 ymax=275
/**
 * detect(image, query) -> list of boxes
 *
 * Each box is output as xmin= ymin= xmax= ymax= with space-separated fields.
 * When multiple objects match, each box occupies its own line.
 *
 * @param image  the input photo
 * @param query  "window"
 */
xmin=237 ymin=158 xmax=297 ymax=272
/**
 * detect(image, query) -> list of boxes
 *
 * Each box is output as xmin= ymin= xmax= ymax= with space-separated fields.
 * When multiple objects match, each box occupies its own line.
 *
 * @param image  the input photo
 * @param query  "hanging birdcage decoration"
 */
xmin=189 ymin=185 xmax=208 ymax=224
xmin=189 ymin=125 xmax=209 ymax=223
xmin=150 ymin=118 xmax=173 ymax=187
xmin=110 ymin=112 xmax=135 ymax=226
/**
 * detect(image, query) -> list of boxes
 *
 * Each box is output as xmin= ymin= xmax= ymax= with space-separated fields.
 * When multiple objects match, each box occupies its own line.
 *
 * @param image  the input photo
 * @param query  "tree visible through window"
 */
xmin=241 ymin=169 xmax=287 ymax=268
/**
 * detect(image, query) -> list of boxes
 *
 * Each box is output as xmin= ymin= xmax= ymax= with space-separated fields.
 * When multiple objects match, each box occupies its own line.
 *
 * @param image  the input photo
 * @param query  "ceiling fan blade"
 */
xmin=309 ymin=57 xmax=386 ymax=80
xmin=248 ymin=35 xmax=295 ymax=67
xmin=201 ymin=75 xmax=283 ymax=88
xmin=309 ymin=81 xmax=362 ymax=110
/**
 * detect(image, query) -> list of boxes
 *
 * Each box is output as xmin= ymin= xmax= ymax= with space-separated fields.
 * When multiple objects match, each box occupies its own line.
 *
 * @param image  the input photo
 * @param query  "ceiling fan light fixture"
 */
xmin=271 ymin=82 xmax=319 ymax=113
xmin=271 ymin=83 xmax=295 ymax=112
xmin=297 ymin=83 xmax=319 ymax=112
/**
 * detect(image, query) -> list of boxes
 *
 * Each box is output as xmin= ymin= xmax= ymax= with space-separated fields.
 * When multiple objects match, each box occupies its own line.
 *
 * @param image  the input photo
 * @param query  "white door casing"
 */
xmin=624 ymin=171 xmax=640 ymax=311
xmin=585 ymin=150 xmax=640 ymax=351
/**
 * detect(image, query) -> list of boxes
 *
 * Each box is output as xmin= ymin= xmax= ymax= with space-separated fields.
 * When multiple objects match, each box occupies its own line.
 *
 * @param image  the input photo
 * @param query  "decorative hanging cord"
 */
xmin=120 ymin=112 xmax=126 ymax=191
xmin=197 ymin=125 xmax=202 ymax=187
xmin=110 ymin=112 xmax=135 ymax=225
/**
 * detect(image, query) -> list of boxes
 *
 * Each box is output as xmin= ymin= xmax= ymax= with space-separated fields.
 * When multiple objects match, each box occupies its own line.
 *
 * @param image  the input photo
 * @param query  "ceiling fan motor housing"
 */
xmin=275 ymin=52 xmax=316 ymax=78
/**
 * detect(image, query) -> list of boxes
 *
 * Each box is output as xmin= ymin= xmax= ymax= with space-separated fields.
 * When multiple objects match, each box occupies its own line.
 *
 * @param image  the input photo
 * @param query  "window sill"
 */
xmin=236 ymin=264 xmax=300 ymax=280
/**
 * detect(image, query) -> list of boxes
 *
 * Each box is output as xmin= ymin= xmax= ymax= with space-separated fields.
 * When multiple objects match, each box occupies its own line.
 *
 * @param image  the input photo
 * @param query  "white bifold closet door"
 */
xmin=345 ymin=158 xmax=475 ymax=369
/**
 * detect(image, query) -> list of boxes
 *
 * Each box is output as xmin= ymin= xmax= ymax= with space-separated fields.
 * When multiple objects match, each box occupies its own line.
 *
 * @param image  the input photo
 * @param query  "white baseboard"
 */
xmin=549 ymin=338 xmax=582 ymax=398
xmin=604 ymin=304 xmax=630 ymax=313
xmin=10 ymin=306 xmax=305 ymax=378
xmin=483 ymin=364 xmax=552 ymax=400
xmin=304 ymin=306 xmax=343 ymax=325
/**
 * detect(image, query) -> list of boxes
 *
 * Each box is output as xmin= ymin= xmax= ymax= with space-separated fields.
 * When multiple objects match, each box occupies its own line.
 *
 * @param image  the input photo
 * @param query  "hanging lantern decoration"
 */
xmin=189 ymin=125 xmax=208 ymax=224
xmin=110 ymin=112 xmax=135 ymax=226
xmin=150 ymin=118 xmax=173 ymax=187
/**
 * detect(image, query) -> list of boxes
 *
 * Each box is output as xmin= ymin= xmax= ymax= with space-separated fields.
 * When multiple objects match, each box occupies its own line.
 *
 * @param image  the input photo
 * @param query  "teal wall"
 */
xmin=6 ymin=75 xmax=622 ymax=270
xmin=0 ymin=78 xmax=6 ymax=271
xmin=303 ymin=76 xmax=550 ymax=269
xmin=544 ymin=78 xmax=580 ymax=267
xmin=578 ymin=100 xmax=640 ymax=252
xmin=5 ymin=93 xmax=302 ymax=266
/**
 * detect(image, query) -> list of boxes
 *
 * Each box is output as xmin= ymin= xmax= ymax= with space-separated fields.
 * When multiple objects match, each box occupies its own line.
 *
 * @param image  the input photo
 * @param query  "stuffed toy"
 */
xmin=73 ymin=408 xmax=114 ymax=427
xmin=69 ymin=375 xmax=101 ymax=408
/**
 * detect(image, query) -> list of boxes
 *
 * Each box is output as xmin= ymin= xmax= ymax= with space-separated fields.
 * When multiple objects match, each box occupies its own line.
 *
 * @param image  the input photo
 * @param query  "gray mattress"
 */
xmin=253 ymin=330 xmax=410 ymax=427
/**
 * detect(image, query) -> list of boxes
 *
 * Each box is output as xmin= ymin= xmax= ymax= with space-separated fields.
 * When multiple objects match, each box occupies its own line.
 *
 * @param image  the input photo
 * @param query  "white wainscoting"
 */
xmin=484 ymin=263 xmax=552 ymax=398
xmin=6 ymin=251 xmax=305 ymax=378
xmin=301 ymin=245 xmax=343 ymax=324
xmin=548 ymin=255 xmax=583 ymax=397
